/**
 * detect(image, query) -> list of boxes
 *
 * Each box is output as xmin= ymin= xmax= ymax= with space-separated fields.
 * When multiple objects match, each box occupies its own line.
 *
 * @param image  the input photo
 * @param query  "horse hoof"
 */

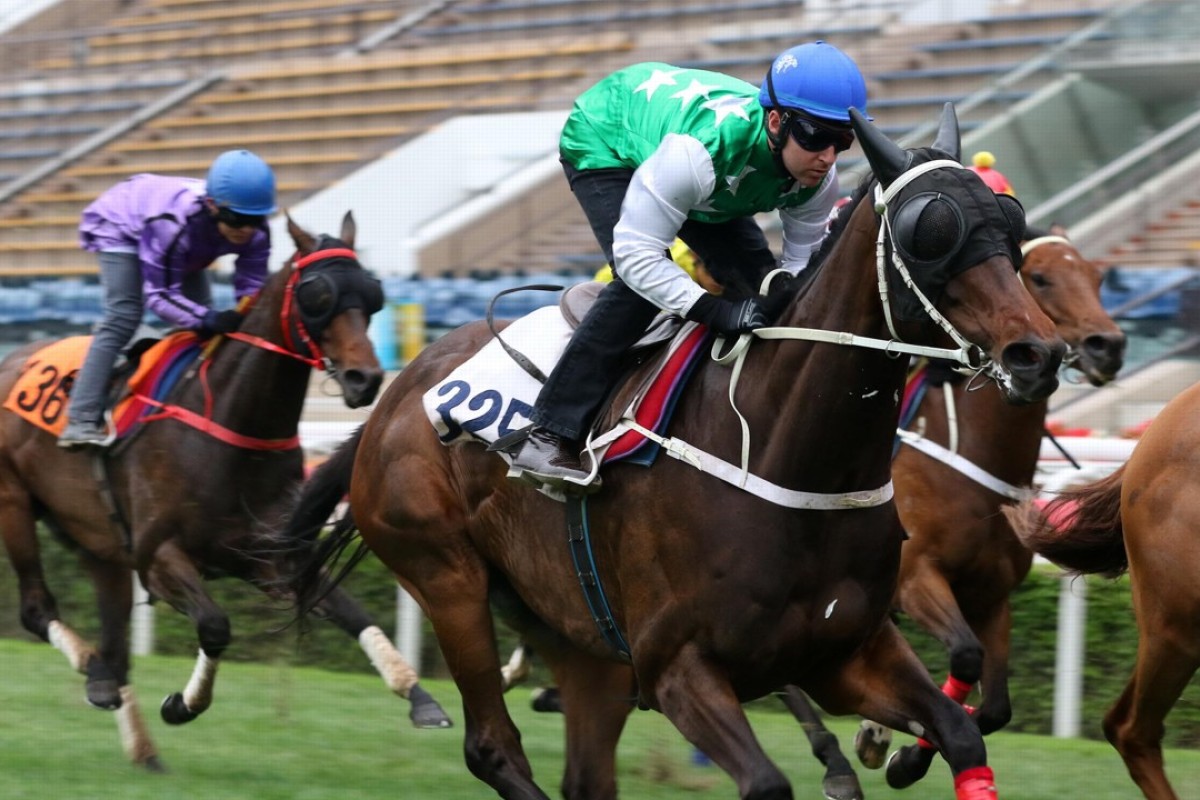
xmin=140 ymin=755 xmax=168 ymax=773
xmin=531 ymin=687 xmax=563 ymax=713
xmin=854 ymin=722 xmax=891 ymax=769
xmin=160 ymin=692 xmax=199 ymax=725
xmin=822 ymin=773 xmax=864 ymax=800
xmin=84 ymin=657 xmax=122 ymax=710
xmin=408 ymin=685 xmax=453 ymax=729
xmin=885 ymin=744 xmax=934 ymax=790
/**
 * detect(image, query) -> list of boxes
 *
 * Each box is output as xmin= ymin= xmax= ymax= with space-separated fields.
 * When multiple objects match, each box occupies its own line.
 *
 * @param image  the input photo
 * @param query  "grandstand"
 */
xmin=0 ymin=0 xmax=1197 ymax=435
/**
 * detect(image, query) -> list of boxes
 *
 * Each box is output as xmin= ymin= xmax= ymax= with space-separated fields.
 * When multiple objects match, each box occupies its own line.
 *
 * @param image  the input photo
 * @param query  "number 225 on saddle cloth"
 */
xmin=3 ymin=332 xmax=202 ymax=439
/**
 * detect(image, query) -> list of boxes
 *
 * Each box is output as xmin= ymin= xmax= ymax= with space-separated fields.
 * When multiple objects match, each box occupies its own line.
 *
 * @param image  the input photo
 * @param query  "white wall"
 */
xmin=0 ymin=0 xmax=60 ymax=33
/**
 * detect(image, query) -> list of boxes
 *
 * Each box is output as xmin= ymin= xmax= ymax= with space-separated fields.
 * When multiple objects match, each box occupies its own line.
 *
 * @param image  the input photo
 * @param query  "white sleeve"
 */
xmin=612 ymin=134 xmax=715 ymax=317
xmin=779 ymin=167 xmax=840 ymax=274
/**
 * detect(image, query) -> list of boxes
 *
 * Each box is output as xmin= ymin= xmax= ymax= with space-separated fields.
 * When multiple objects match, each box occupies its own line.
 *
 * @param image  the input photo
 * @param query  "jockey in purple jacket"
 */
xmin=58 ymin=149 xmax=277 ymax=449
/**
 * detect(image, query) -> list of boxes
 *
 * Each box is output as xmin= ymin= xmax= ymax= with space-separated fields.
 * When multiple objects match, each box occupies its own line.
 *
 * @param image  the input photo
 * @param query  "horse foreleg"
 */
xmin=142 ymin=541 xmax=228 ymax=725
xmin=1102 ymin=618 xmax=1198 ymax=800
xmin=972 ymin=601 xmax=1015 ymax=735
xmin=779 ymin=686 xmax=863 ymax=800
xmin=810 ymin=620 xmax=995 ymax=800
xmin=402 ymin=567 xmax=550 ymax=800
xmin=653 ymin=642 xmax=792 ymax=800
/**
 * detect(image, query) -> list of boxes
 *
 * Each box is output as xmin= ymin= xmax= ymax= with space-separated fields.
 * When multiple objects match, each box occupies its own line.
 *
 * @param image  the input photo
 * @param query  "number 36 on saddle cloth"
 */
xmin=422 ymin=282 xmax=711 ymax=478
xmin=4 ymin=332 xmax=202 ymax=441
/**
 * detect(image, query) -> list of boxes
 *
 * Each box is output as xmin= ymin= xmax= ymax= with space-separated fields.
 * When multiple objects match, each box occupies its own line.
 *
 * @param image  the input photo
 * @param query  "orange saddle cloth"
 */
xmin=3 ymin=332 xmax=202 ymax=438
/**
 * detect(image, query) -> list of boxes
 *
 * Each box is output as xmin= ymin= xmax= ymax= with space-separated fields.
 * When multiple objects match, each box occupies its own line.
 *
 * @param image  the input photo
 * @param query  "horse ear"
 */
xmin=286 ymin=211 xmax=317 ymax=254
xmin=340 ymin=211 xmax=357 ymax=249
xmin=851 ymin=107 xmax=910 ymax=188
xmin=930 ymin=102 xmax=961 ymax=161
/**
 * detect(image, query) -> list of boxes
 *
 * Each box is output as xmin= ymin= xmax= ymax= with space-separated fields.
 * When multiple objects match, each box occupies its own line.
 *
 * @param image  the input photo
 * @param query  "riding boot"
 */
xmin=513 ymin=279 xmax=660 ymax=485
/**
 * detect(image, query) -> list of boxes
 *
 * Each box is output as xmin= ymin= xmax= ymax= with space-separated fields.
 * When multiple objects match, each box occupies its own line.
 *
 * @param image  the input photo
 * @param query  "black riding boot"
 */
xmin=513 ymin=279 xmax=660 ymax=484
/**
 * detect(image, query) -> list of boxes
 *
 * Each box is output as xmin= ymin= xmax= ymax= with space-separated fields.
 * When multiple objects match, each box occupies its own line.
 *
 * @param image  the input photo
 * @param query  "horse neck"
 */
xmin=923 ymin=379 xmax=1048 ymax=484
xmin=732 ymin=218 xmax=912 ymax=490
xmin=182 ymin=311 xmax=313 ymax=440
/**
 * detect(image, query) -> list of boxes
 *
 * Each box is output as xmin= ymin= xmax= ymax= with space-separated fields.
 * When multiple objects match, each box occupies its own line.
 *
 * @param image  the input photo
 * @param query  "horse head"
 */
xmin=848 ymin=103 xmax=1065 ymax=404
xmin=244 ymin=211 xmax=384 ymax=408
xmin=1019 ymin=236 xmax=1125 ymax=386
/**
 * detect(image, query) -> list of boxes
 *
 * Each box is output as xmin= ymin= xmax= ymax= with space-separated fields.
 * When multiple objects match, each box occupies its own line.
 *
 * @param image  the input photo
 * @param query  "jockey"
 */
xmin=58 ymin=149 xmax=277 ymax=449
xmin=511 ymin=41 xmax=868 ymax=487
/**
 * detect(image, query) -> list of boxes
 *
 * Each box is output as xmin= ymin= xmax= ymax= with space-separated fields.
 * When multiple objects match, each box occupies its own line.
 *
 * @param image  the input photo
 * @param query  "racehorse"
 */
xmin=288 ymin=105 xmax=1066 ymax=800
xmin=0 ymin=212 xmax=449 ymax=771
xmin=499 ymin=234 xmax=1128 ymax=800
xmin=788 ymin=233 xmax=1127 ymax=798
xmin=1006 ymin=377 xmax=1200 ymax=800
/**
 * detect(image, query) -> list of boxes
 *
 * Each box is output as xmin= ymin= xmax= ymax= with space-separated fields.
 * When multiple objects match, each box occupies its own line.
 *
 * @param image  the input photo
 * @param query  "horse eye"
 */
xmin=1029 ymin=272 xmax=1049 ymax=288
xmin=296 ymin=277 xmax=335 ymax=316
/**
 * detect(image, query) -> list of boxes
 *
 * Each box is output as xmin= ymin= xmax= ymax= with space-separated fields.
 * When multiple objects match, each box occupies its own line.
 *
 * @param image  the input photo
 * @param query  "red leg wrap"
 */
xmin=954 ymin=766 xmax=997 ymax=799
xmin=943 ymin=674 xmax=973 ymax=705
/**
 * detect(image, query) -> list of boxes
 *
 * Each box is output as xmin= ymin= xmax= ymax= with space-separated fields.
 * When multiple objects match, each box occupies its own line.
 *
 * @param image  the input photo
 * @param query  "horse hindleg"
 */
xmin=141 ymin=541 xmax=229 ymax=724
xmin=654 ymin=643 xmax=792 ymax=800
xmin=779 ymin=686 xmax=863 ymax=800
xmin=812 ymin=621 xmax=995 ymax=800
xmin=1102 ymin=624 xmax=1198 ymax=800
xmin=309 ymin=581 xmax=452 ymax=728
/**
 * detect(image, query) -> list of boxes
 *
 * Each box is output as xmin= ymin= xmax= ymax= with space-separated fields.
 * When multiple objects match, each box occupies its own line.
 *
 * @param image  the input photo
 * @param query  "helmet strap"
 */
xmin=764 ymin=67 xmax=796 ymax=183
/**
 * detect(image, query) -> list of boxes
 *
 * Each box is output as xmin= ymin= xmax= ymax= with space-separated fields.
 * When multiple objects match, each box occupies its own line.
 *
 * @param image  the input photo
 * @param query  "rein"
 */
xmin=134 ymin=247 xmax=360 ymax=451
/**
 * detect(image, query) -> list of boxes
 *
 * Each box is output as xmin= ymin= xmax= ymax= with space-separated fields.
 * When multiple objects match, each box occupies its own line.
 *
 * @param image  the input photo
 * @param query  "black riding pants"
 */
xmin=531 ymin=162 xmax=777 ymax=440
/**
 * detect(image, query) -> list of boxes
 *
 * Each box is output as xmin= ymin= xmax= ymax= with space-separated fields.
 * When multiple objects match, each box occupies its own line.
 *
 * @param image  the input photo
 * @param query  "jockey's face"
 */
xmin=769 ymin=109 xmax=846 ymax=189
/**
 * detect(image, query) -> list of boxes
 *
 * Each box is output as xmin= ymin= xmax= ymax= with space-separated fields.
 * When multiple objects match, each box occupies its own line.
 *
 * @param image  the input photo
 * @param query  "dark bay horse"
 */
xmin=499 ymin=234 xmax=1128 ymax=800
xmin=1006 ymin=377 xmax=1200 ymax=800
xmin=784 ymin=233 xmax=1128 ymax=798
xmin=290 ymin=105 xmax=1065 ymax=800
xmin=0 ymin=212 xmax=449 ymax=771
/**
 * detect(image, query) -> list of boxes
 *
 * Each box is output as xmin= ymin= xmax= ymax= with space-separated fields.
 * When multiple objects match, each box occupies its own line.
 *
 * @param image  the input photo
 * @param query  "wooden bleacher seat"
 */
xmin=108 ymin=127 xmax=417 ymax=153
xmin=146 ymin=96 xmax=530 ymax=129
xmin=60 ymin=152 xmax=362 ymax=178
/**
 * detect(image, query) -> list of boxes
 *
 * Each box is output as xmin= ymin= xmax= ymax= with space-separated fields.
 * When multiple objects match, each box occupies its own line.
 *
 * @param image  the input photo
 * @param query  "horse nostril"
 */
xmin=1084 ymin=332 xmax=1128 ymax=361
xmin=341 ymin=368 xmax=383 ymax=405
xmin=1001 ymin=340 xmax=1064 ymax=377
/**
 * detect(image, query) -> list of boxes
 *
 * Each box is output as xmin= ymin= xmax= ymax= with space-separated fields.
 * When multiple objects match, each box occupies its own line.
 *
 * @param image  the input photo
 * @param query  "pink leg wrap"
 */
xmin=954 ymin=766 xmax=997 ymax=799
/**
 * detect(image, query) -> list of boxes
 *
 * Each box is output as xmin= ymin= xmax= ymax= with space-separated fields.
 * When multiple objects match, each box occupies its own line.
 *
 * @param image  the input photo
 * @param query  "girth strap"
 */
xmin=565 ymin=496 xmax=632 ymax=662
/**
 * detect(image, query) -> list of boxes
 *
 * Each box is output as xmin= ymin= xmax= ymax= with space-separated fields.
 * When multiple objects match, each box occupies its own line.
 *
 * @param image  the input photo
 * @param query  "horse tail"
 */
xmin=285 ymin=424 xmax=370 ymax=616
xmin=1004 ymin=465 xmax=1128 ymax=578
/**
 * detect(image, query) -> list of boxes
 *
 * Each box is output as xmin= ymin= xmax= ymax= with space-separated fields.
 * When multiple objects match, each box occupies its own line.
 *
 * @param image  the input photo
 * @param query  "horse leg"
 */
xmin=141 ymin=540 xmax=229 ymax=725
xmin=778 ymin=686 xmax=863 ymax=800
xmin=539 ymin=646 xmax=635 ymax=800
xmin=810 ymin=620 xmax=996 ymax=799
xmin=971 ymin=602 xmax=1015 ymax=735
xmin=1102 ymin=619 xmax=1198 ymax=800
xmin=80 ymin=549 xmax=165 ymax=770
xmin=404 ymin=569 xmax=550 ymax=800
xmin=887 ymin=567 xmax=984 ymax=780
xmin=310 ymin=582 xmax=452 ymax=728
xmin=653 ymin=642 xmax=792 ymax=800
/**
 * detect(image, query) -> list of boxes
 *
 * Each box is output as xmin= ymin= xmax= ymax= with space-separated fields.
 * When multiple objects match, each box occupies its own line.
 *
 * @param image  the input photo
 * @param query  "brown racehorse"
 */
xmin=786 ymin=233 xmax=1128 ymax=798
xmin=500 ymin=234 xmax=1129 ymax=800
xmin=1006 ymin=377 xmax=1200 ymax=800
xmin=0 ymin=212 xmax=449 ymax=771
xmin=288 ymin=105 xmax=1066 ymax=800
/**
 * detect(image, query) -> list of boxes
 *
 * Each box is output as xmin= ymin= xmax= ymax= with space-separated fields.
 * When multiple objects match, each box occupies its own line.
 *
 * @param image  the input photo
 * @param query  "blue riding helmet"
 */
xmin=758 ymin=41 xmax=869 ymax=123
xmin=205 ymin=149 xmax=278 ymax=215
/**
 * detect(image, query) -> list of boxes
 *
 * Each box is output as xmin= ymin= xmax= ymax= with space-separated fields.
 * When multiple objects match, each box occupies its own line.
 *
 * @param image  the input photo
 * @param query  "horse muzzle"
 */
xmin=997 ymin=337 xmax=1067 ymax=404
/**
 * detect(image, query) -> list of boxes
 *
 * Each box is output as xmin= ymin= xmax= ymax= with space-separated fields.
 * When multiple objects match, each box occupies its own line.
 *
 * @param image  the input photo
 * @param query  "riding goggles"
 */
xmin=215 ymin=207 xmax=265 ymax=229
xmin=787 ymin=114 xmax=855 ymax=154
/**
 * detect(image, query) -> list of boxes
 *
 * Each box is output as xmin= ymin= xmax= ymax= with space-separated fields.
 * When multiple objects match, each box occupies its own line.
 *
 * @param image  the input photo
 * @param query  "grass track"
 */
xmin=2 ymin=639 xmax=1198 ymax=799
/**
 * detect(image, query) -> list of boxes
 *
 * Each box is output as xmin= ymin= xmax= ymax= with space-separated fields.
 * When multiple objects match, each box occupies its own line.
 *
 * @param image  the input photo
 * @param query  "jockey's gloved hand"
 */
xmin=200 ymin=309 xmax=244 ymax=336
xmin=686 ymin=295 xmax=768 ymax=335
xmin=761 ymin=272 xmax=799 ymax=320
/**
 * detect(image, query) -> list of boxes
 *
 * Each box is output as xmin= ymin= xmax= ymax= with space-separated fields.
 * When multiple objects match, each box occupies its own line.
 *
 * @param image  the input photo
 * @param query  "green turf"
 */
xmin=2 ymin=638 xmax=1197 ymax=799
